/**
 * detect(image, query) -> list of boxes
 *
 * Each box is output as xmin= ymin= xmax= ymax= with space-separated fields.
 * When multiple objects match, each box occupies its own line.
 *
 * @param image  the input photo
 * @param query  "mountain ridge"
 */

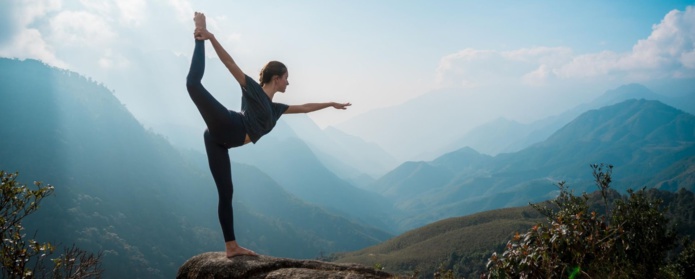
xmin=0 ymin=58 xmax=392 ymax=278
xmin=371 ymin=98 xmax=695 ymax=231
xmin=426 ymin=83 xmax=689 ymax=160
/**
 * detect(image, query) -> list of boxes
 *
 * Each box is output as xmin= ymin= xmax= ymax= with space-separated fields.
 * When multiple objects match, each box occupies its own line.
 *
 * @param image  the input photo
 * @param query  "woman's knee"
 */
xmin=219 ymin=191 xmax=233 ymax=204
xmin=186 ymin=77 xmax=202 ymax=91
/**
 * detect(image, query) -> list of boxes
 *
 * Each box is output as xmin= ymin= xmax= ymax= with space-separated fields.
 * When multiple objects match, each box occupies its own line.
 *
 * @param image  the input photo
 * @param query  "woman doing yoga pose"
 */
xmin=186 ymin=12 xmax=351 ymax=257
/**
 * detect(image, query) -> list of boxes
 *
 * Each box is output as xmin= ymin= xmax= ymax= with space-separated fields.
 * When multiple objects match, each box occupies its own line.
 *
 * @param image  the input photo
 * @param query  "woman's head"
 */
xmin=259 ymin=61 xmax=289 ymax=92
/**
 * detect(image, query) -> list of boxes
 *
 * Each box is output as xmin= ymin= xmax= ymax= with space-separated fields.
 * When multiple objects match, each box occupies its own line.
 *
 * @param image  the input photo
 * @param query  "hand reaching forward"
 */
xmin=332 ymin=102 xmax=352 ymax=110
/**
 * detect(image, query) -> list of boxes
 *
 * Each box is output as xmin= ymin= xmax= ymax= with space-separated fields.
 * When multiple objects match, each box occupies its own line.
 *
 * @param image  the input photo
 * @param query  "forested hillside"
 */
xmin=370 ymin=99 xmax=695 ymax=231
xmin=335 ymin=187 xmax=695 ymax=278
xmin=0 ymin=58 xmax=391 ymax=278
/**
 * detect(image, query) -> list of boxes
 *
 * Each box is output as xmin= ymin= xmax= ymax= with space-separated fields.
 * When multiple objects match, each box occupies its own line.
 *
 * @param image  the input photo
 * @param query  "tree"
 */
xmin=1 ymin=170 xmax=103 ymax=278
xmin=484 ymin=164 xmax=679 ymax=279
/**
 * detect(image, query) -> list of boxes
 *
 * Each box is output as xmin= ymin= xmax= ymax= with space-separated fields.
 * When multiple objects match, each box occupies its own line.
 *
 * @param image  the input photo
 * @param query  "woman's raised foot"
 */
xmin=193 ymin=12 xmax=207 ymax=30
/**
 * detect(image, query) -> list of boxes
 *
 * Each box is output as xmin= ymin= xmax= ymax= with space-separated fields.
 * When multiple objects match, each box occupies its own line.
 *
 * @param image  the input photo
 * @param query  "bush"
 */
xmin=484 ymin=164 xmax=679 ymax=279
xmin=0 ymin=170 xmax=103 ymax=278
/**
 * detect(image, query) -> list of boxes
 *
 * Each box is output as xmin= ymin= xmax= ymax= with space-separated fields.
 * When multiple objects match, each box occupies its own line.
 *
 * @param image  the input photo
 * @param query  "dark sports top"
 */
xmin=240 ymin=75 xmax=289 ymax=143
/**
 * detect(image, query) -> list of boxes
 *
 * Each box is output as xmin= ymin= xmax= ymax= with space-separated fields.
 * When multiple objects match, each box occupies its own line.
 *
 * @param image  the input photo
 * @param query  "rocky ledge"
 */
xmin=177 ymin=252 xmax=393 ymax=279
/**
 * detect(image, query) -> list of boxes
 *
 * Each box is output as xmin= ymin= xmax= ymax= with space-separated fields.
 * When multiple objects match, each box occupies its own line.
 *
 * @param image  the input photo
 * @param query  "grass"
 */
xmin=332 ymin=205 xmax=544 ymax=276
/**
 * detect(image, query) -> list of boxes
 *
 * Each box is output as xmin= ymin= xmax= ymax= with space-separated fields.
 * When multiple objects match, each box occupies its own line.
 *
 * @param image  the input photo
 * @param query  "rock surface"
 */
xmin=177 ymin=252 xmax=393 ymax=279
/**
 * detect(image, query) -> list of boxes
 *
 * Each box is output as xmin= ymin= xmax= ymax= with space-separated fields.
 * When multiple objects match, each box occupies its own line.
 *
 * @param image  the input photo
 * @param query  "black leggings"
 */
xmin=186 ymin=39 xmax=247 ymax=242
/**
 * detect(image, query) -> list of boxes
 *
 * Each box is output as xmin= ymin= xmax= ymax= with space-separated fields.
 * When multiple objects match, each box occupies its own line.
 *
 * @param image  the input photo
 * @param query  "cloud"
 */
xmin=630 ymin=6 xmax=695 ymax=75
xmin=78 ymin=0 xmax=148 ymax=27
xmin=437 ymin=6 xmax=695 ymax=89
xmin=49 ymin=10 xmax=117 ymax=46
xmin=98 ymin=48 xmax=130 ymax=69
xmin=435 ymin=47 xmax=573 ymax=88
xmin=0 ymin=28 xmax=67 ymax=68
xmin=15 ymin=0 xmax=62 ymax=25
xmin=557 ymin=6 xmax=695 ymax=80
xmin=0 ymin=0 xmax=66 ymax=67
xmin=168 ymin=0 xmax=194 ymax=23
xmin=115 ymin=0 xmax=147 ymax=27
xmin=78 ymin=0 xmax=112 ymax=15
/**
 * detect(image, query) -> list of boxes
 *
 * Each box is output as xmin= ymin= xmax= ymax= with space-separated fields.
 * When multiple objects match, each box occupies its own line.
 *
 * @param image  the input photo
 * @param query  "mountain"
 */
xmin=231 ymin=163 xmax=393 ymax=252
xmin=649 ymin=157 xmax=695 ymax=191
xmin=429 ymin=118 xmax=531 ymax=158
xmin=372 ymin=147 xmax=493 ymax=201
xmin=333 ymin=188 xmax=695 ymax=278
xmin=276 ymin=115 xmax=398 ymax=183
xmin=371 ymin=98 xmax=695 ymax=231
xmin=333 ymin=205 xmax=544 ymax=278
xmin=228 ymin=134 xmax=401 ymax=233
xmin=0 ymin=58 xmax=392 ymax=278
xmin=323 ymin=126 xmax=399 ymax=184
xmin=429 ymin=83 xmax=669 ymax=159
xmin=334 ymin=87 xmax=502 ymax=161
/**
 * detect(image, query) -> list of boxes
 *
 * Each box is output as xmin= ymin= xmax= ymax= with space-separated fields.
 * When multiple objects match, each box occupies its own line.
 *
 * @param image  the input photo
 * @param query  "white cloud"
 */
xmin=435 ymin=47 xmax=572 ymax=88
xmin=682 ymin=50 xmax=695 ymax=69
xmin=49 ymin=10 xmax=117 ymax=46
xmin=558 ymin=6 xmax=695 ymax=80
xmin=16 ymin=0 xmax=62 ymax=25
xmin=168 ymin=0 xmax=194 ymax=23
xmin=502 ymin=47 xmax=573 ymax=64
xmin=115 ymin=0 xmax=146 ymax=27
xmin=0 ymin=0 xmax=66 ymax=67
xmin=79 ymin=0 xmax=112 ymax=15
xmin=78 ymin=0 xmax=148 ymax=27
xmin=98 ymin=48 xmax=130 ymax=69
xmin=523 ymin=64 xmax=551 ymax=86
xmin=437 ymin=6 xmax=695 ymax=89
xmin=0 ymin=28 xmax=67 ymax=68
xmin=555 ymin=50 xmax=622 ymax=79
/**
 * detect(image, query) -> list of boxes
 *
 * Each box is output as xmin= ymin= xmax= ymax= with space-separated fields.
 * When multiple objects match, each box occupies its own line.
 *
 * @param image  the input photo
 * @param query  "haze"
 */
xmin=1 ymin=0 xmax=694 ymax=161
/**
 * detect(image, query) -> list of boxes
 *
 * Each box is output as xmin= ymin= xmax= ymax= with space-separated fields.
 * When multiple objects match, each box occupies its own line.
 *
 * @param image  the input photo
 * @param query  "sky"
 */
xmin=1 ymin=0 xmax=694 ymax=130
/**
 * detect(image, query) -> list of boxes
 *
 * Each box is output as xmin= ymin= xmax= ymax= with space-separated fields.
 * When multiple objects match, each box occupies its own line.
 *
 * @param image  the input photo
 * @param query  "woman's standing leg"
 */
xmin=203 ymin=131 xmax=236 ymax=242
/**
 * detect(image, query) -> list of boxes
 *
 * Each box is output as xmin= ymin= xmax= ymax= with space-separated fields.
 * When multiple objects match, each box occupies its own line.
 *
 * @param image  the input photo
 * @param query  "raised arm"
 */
xmin=196 ymin=28 xmax=247 ymax=87
xmin=285 ymin=102 xmax=351 ymax=114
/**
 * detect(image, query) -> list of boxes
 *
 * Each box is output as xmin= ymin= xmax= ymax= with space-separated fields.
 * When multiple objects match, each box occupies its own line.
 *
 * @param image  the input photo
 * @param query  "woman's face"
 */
xmin=276 ymin=72 xmax=289 ymax=93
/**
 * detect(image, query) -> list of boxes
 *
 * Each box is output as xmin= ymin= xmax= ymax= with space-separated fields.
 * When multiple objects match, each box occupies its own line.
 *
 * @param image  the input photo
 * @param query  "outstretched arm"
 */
xmin=285 ymin=102 xmax=351 ymax=114
xmin=196 ymin=28 xmax=247 ymax=88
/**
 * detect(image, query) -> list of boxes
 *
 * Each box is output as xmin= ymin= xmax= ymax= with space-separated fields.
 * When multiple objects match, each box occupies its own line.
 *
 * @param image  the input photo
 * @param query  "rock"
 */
xmin=177 ymin=252 xmax=394 ymax=279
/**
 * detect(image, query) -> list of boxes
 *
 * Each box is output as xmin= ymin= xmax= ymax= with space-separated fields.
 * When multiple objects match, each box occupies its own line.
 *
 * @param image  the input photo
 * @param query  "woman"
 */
xmin=186 ymin=12 xmax=351 ymax=257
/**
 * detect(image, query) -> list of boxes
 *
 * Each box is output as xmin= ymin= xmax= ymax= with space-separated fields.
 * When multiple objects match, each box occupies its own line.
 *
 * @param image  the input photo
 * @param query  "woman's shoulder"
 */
xmin=242 ymin=74 xmax=261 ymax=90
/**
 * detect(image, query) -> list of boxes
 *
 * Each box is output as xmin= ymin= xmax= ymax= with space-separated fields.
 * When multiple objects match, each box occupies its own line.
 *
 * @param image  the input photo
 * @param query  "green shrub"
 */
xmin=485 ymin=164 xmax=679 ymax=279
xmin=1 ymin=170 xmax=103 ymax=278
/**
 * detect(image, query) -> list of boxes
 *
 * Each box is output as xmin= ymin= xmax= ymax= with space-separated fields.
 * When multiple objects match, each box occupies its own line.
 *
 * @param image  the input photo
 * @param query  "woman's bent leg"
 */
xmin=186 ymin=40 xmax=233 ymax=136
xmin=204 ymin=130 xmax=236 ymax=242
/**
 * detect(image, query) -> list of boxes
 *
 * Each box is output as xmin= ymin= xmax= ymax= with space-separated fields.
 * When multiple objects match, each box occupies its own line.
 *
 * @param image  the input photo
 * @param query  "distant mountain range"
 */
xmin=369 ymin=98 xmax=695 ymax=231
xmin=3 ymin=57 xmax=694 ymax=278
xmin=279 ymin=115 xmax=399 ymax=181
xmin=334 ymin=87 xmax=496 ymax=161
xmin=227 ymin=135 xmax=401 ymax=233
xmin=0 ymin=58 xmax=392 ymax=278
xmin=426 ymin=83 xmax=692 ymax=159
xmin=335 ymin=82 xmax=694 ymax=162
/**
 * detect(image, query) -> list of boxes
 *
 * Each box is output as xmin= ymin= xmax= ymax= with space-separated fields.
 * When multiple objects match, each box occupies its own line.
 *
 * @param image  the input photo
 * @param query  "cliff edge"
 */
xmin=176 ymin=252 xmax=393 ymax=279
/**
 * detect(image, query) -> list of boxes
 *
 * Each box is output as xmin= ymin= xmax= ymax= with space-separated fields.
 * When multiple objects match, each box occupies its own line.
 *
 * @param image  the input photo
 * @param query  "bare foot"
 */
xmin=225 ymin=241 xmax=258 ymax=258
xmin=194 ymin=12 xmax=206 ymax=30
xmin=193 ymin=12 xmax=207 ymax=40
